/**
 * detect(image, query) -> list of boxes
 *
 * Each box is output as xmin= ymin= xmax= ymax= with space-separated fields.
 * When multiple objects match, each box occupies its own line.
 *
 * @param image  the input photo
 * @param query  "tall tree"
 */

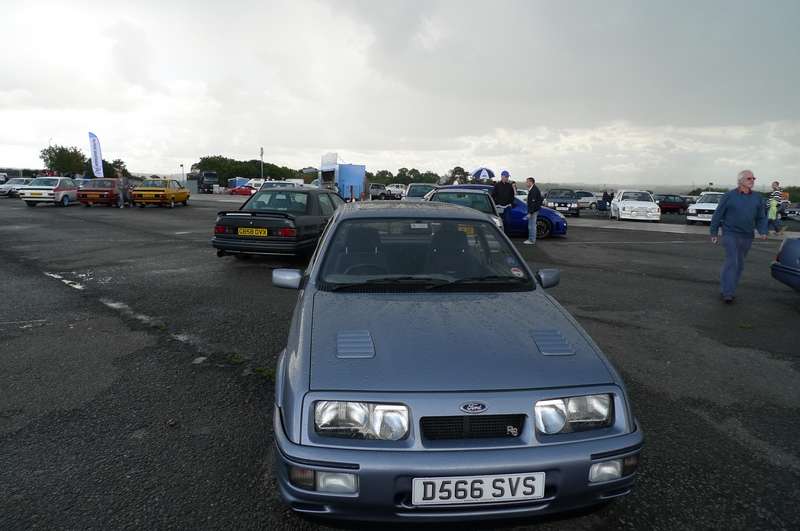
xmin=39 ymin=145 xmax=87 ymax=175
xmin=448 ymin=166 xmax=468 ymax=184
xmin=373 ymin=170 xmax=394 ymax=183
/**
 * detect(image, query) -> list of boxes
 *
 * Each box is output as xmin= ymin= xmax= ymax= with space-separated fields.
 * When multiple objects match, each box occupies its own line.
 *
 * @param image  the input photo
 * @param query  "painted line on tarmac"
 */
xmin=43 ymin=272 xmax=85 ymax=290
xmin=552 ymin=240 xmax=705 ymax=245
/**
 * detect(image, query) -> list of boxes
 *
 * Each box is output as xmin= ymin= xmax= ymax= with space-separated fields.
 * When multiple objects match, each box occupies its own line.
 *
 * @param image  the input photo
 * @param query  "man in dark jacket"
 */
xmin=492 ymin=170 xmax=515 ymax=207
xmin=524 ymin=177 xmax=543 ymax=245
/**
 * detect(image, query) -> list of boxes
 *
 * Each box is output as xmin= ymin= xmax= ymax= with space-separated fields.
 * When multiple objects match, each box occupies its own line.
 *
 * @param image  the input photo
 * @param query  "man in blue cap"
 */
xmin=492 ymin=170 xmax=515 ymax=207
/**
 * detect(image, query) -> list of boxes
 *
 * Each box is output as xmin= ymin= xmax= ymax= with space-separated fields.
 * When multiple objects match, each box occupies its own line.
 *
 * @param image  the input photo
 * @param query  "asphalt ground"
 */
xmin=0 ymin=196 xmax=798 ymax=530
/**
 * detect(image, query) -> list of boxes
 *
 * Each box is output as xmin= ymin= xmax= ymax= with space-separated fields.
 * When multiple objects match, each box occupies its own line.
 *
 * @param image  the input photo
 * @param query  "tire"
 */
xmin=137 ymin=203 xmax=145 ymax=208
xmin=25 ymin=201 xmax=35 ymax=207
xmin=182 ymin=198 xmax=189 ymax=206
xmin=686 ymin=219 xmax=695 ymax=225
xmin=589 ymin=202 xmax=596 ymax=210
xmin=169 ymin=199 xmax=175 ymax=208
xmin=83 ymin=203 xmax=91 ymax=208
xmin=536 ymin=217 xmax=552 ymax=239
xmin=60 ymin=195 xmax=69 ymax=207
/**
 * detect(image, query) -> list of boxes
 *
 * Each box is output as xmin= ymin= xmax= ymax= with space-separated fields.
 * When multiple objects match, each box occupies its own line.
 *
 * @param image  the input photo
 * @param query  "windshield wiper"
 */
xmin=327 ymin=276 xmax=449 ymax=291
xmin=426 ymin=275 xmax=528 ymax=290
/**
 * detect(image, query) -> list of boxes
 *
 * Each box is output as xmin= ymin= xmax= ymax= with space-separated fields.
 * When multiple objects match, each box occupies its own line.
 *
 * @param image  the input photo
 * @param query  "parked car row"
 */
xmin=3 ymin=177 xmax=191 ymax=208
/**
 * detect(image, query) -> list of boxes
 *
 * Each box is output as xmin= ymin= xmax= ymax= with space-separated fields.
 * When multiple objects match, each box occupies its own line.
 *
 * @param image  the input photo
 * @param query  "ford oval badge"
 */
xmin=460 ymin=402 xmax=488 ymax=414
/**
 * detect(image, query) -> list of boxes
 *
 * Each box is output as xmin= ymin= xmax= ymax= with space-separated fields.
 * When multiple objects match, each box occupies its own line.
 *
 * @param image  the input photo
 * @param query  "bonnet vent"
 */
xmin=336 ymin=330 xmax=376 ymax=359
xmin=531 ymin=329 xmax=574 ymax=356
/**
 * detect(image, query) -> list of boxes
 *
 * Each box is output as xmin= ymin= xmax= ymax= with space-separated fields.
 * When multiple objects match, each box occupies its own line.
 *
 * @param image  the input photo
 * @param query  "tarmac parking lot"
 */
xmin=1 ymin=196 xmax=798 ymax=530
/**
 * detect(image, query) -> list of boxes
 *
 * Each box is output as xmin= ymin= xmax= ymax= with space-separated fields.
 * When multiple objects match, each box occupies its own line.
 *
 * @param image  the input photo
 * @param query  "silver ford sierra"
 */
xmin=271 ymin=201 xmax=643 ymax=523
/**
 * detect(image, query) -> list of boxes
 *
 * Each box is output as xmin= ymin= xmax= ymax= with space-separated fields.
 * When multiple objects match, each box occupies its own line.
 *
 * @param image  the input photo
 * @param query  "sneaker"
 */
xmin=523 ymin=240 xmax=535 ymax=245
xmin=722 ymin=295 xmax=734 ymax=304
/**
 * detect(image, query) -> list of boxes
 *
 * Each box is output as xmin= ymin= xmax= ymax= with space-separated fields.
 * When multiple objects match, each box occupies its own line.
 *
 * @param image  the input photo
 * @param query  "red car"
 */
xmin=229 ymin=185 xmax=256 ymax=196
xmin=78 ymin=178 xmax=122 ymax=207
xmin=654 ymin=194 xmax=688 ymax=214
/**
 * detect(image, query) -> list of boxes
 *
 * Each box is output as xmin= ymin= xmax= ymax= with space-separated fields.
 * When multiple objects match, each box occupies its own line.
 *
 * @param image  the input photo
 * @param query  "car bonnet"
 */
xmin=308 ymin=290 xmax=614 ymax=392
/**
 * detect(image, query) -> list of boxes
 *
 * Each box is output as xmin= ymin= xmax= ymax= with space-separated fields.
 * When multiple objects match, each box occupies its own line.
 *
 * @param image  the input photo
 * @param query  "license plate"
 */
xmin=31 ymin=192 xmax=42 ymax=196
xmin=88 ymin=193 xmax=99 ymax=198
xmin=556 ymin=207 xmax=568 ymax=211
xmin=237 ymin=227 xmax=267 ymax=236
xmin=699 ymin=214 xmax=711 ymax=219
xmin=412 ymin=472 xmax=545 ymax=506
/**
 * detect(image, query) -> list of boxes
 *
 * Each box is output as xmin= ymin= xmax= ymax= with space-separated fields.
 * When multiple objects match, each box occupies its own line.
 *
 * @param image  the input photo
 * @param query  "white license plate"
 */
xmin=556 ymin=207 xmax=568 ymax=211
xmin=412 ymin=472 xmax=545 ymax=506
xmin=699 ymin=214 xmax=711 ymax=219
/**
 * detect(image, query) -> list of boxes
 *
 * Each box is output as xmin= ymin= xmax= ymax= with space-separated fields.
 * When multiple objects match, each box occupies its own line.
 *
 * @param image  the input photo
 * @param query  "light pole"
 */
xmin=180 ymin=163 xmax=185 ymax=183
xmin=260 ymin=147 xmax=264 ymax=180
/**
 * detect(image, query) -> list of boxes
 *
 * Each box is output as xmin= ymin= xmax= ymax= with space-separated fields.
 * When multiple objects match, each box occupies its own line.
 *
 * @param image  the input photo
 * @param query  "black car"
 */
xmin=212 ymin=188 xmax=344 ymax=258
xmin=544 ymin=188 xmax=580 ymax=217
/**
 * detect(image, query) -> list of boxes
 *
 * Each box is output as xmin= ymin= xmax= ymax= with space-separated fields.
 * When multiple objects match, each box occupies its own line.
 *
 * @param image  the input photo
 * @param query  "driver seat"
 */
xmin=426 ymin=224 xmax=477 ymax=277
xmin=334 ymin=227 xmax=388 ymax=274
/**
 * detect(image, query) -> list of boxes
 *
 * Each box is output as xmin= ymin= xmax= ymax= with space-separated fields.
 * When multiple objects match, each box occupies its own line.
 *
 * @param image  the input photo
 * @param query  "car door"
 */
xmin=173 ymin=180 xmax=188 ymax=202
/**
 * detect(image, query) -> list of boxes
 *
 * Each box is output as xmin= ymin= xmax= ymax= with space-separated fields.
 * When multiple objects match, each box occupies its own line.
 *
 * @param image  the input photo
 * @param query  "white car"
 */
xmin=259 ymin=180 xmax=296 ymax=190
xmin=686 ymin=192 xmax=724 ymax=224
xmin=575 ymin=190 xmax=598 ymax=209
xmin=386 ymin=183 xmax=406 ymax=197
xmin=18 ymin=177 xmax=79 ymax=207
xmin=610 ymin=190 xmax=661 ymax=222
xmin=0 ymin=177 xmax=32 ymax=198
xmin=515 ymin=187 xmax=529 ymax=201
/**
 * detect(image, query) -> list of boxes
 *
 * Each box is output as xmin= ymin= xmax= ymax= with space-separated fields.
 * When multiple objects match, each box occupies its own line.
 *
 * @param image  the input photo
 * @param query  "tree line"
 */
xmin=38 ymin=144 xmax=131 ymax=179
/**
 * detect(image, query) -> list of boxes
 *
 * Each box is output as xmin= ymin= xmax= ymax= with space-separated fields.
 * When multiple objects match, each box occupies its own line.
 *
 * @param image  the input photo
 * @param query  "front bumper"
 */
xmin=686 ymin=213 xmax=713 ymax=223
xmin=273 ymin=409 xmax=643 ymax=522
xmin=771 ymin=262 xmax=800 ymax=291
xmin=619 ymin=211 xmax=660 ymax=221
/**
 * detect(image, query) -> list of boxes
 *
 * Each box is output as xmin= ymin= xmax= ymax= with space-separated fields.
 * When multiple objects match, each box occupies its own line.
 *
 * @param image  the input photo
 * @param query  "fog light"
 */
xmin=316 ymin=472 xmax=358 ymax=494
xmin=288 ymin=466 xmax=315 ymax=490
xmin=589 ymin=459 xmax=622 ymax=483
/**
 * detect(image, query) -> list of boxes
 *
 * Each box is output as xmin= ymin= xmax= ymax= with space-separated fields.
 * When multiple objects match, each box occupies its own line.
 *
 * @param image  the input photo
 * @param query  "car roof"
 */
xmin=435 ymin=187 xmax=488 ymax=194
xmin=336 ymin=200 xmax=490 ymax=220
xmin=699 ymin=191 xmax=723 ymax=195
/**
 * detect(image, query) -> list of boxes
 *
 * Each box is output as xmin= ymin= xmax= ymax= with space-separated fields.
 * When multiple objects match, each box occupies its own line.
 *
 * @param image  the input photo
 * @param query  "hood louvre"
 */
xmin=531 ymin=329 xmax=574 ymax=356
xmin=336 ymin=330 xmax=375 ymax=359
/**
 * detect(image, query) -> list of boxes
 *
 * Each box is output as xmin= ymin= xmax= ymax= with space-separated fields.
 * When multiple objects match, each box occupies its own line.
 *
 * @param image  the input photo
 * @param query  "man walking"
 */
xmin=491 ymin=170 xmax=515 ymax=207
xmin=524 ymin=177 xmax=543 ymax=245
xmin=709 ymin=170 xmax=768 ymax=303
xmin=767 ymin=180 xmax=784 ymax=235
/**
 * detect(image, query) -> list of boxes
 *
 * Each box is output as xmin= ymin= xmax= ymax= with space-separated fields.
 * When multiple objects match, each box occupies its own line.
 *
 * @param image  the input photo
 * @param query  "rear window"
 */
xmin=698 ymin=194 xmax=722 ymax=204
xmin=140 ymin=180 xmax=167 ymax=188
xmin=548 ymin=189 xmax=575 ymax=198
xmin=621 ymin=192 xmax=653 ymax=202
xmin=28 ymin=178 xmax=59 ymax=187
xmin=88 ymin=179 xmax=117 ymax=189
xmin=244 ymin=191 xmax=309 ymax=214
xmin=433 ymin=192 xmax=495 ymax=215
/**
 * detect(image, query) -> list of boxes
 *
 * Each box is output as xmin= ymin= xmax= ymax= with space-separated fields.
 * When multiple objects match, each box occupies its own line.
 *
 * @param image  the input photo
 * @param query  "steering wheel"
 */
xmin=343 ymin=264 xmax=388 ymax=275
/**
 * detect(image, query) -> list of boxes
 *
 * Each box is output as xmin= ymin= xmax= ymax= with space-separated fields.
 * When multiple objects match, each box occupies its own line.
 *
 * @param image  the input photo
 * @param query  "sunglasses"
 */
xmin=745 ymin=177 xmax=755 ymax=181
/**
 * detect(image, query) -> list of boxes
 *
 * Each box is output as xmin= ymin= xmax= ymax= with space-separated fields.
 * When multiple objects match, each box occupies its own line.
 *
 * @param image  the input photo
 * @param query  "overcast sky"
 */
xmin=2 ymin=0 xmax=799 ymax=186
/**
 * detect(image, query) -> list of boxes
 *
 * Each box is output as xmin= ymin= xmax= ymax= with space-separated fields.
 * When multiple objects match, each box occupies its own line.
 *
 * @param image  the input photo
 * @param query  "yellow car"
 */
xmin=132 ymin=179 xmax=190 ymax=208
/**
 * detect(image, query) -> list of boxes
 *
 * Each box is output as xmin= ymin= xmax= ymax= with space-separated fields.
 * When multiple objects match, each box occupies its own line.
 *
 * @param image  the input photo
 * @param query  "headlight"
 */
xmin=534 ymin=394 xmax=613 ymax=434
xmin=546 ymin=201 xmax=554 ymax=207
xmin=570 ymin=203 xmax=577 ymax=208
xmin=315 ymin=401 xmax=409 ymax=440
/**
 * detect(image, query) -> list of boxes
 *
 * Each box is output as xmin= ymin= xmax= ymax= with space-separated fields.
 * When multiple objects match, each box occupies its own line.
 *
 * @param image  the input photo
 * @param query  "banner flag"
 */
xmin=88 ymin=132 xmax=103 ymax=177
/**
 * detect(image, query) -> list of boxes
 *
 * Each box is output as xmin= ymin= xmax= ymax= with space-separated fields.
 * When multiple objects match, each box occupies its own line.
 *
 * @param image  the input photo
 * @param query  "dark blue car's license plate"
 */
xmin=412 ymin=472 xmax=545 ymax=505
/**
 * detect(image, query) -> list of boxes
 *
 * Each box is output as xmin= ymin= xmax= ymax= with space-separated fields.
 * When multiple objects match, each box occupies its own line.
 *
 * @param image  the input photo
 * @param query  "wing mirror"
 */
xmin=536 ymin=268 xmax=560 ymax=289
xmin=272 ymin=268 xmax=303 ymax=289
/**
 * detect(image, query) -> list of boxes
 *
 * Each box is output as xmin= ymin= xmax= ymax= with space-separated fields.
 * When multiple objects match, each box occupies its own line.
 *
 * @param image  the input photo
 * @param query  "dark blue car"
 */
xmin=439 ymin=185 xmax=568 ymax=239
xmin=771 ymin=237 xmax=800 ymax=291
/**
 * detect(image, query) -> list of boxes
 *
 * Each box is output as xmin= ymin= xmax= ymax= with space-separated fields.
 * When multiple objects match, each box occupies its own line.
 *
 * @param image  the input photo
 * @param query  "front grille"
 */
xmin=420 ymin=414 xmax=525 ymax=440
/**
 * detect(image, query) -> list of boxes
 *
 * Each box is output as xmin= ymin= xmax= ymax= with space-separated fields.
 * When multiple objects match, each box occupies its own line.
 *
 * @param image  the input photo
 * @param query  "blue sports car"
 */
xmin=771 ymin=237 xmax=800 ymax=291
xmin=439 ymin=184 xmax=568 ymax=239
xmin=271 ymin=201 xmax=642 ymax=523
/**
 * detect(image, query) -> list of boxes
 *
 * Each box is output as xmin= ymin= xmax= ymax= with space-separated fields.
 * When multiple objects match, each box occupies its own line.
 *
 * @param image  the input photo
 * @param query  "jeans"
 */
xmin=720 ymin=232 xmax=753 ymax=297
xmin=767 ymin=218 xmax=782 ymax=233
xmin=527 ymin=212 xmax=538 ymax=243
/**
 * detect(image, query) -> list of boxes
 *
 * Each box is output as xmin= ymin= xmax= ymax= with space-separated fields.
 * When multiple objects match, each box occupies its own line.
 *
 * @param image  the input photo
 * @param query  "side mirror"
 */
xmin=655 ymin=200 xmax=660 ymax=204
xmin=536 ymin=268 xmax=560 ymax=289
xmin=272 ymin=268 xmax=303 ymax=289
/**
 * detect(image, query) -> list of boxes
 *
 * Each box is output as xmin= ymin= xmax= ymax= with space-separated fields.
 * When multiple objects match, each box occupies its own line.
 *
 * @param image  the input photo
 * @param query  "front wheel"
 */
xmin=169 ymin=199 xmax=175 ymax=208
xmin=589 ymin=202 xmax=596 ymax=210
xmin=686 ymin=219 xmax=695 ymax=225
xmin=60 ymin=195 xmax=70 ymax=207
xmin=182 ymin=198 xmax=189 ymax=206
xmin=25 ymin=201 xmax=36 ymax=207
xmin=536 ymin=217 xmax=552 ymax=239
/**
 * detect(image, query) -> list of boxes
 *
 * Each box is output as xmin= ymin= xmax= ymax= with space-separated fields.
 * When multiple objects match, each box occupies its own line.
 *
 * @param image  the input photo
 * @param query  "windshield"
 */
xmin=7 ymin=178 xmax=27 ymax=185
xmin=319 ymin=218 xmax=532 ymax=291
xmin=621 ymin=192 xmax=653 ymax=202
xmin=407 ymin=184 xmax=435 ymax=197
xmin=86 ymin=179 xmax=116 ymax=189
xmin=28 ymin=178 xmax=59 ymax=187
xmin=433 ymin=191 xmax=495 ymax=215
xmin=201 ymin=172 xmax=218 ymax=183
xmin=515 ymin=189 xmax=528 ymax=195
xmin=697 ymin=194 xmax=722 ymax=204
xmin=243 ymin=191 xmax=309 ymax=213
xmin=548 ymin=189 xmax=575 ymax=198
xmin=140 ymin=180 xmax=167 ymax=188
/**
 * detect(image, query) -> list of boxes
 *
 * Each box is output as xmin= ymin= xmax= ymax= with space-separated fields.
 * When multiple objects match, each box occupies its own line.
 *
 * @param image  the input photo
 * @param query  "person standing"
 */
xmin=524 ymin=177 xmax=543 ymax=245
xmin=709 ymin=170 xmax=768 ymax=303
xmin=491 ymin=170 xmax=515 ymax=207
xmin=767 ymin=180 xmax=784 ymax=235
